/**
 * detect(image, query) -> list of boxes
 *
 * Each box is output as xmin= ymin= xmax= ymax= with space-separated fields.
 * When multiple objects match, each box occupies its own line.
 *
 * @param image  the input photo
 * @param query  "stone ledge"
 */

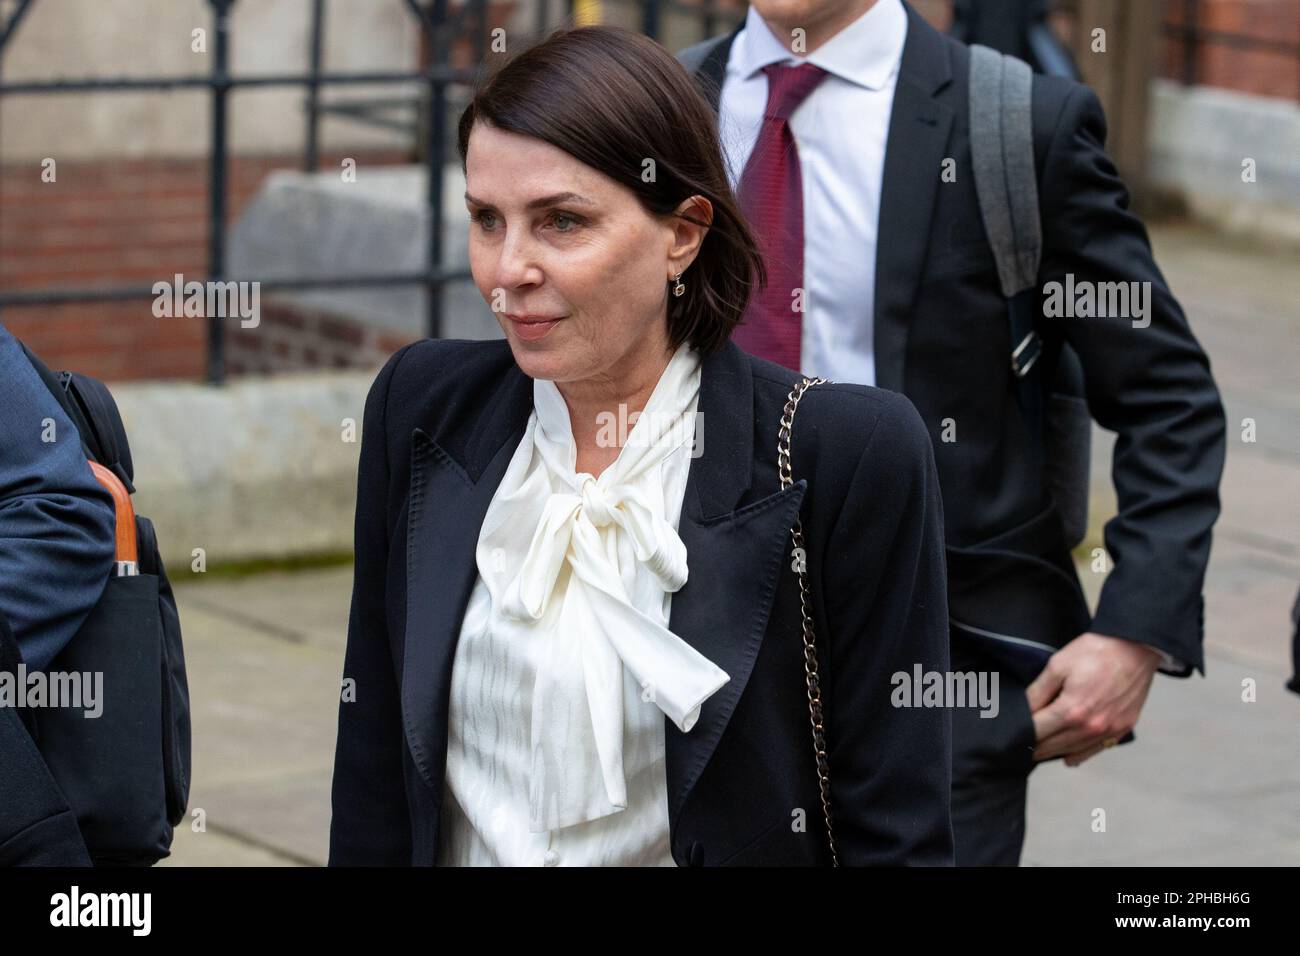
xmin=111 ymin=370 xmax=376 ymax=569
xmin=1149 ymin=80 xmax=1300 ymax=247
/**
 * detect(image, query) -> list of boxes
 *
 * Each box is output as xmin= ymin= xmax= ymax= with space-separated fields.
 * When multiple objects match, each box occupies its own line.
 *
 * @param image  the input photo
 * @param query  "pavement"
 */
xmin=159 ymin=223 xmax=1300 ymax=866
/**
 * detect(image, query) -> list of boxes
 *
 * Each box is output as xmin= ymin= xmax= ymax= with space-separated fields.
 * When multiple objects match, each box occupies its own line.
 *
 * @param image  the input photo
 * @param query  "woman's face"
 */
xmin=465 ymin=120 xmax=700 ymax=388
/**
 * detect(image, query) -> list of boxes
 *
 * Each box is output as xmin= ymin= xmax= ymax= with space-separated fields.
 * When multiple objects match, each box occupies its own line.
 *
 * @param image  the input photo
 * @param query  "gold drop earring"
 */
xmin=672 ymin=271 xmax=685 ymax=297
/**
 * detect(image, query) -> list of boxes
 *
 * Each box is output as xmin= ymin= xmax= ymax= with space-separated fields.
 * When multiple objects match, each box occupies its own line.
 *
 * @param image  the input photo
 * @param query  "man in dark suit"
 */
xmin=678 ymin=0 xmax=1225 ymax=864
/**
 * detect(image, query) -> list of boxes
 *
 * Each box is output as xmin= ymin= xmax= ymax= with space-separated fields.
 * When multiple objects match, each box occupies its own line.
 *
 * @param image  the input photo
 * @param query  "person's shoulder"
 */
xmin=675 ymin=33 xmax=729 ymax=73
xmin=1030 ymin=71 xmax=1101 ymax=143
xmin=381 ymin=337 xmax=511 ymax=387
xmin=0 ymin=319 xmax=31 ymax=373
xmin=748 ymin=359 xmax=931 ymax=466
xmin=361 ymin=337 xmax=514 ymax=446
xmin=943 ymin=34 xmax=1091 ymax=150
xmin=368 ymin=337 xmax=511 ymax=403
xmin=811 ymin=382 xmax=931 ymax=467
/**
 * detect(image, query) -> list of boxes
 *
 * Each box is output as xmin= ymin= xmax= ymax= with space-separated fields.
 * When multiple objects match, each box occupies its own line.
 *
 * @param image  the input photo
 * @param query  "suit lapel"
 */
xmin=691 ymin=21 xmax=743 ymax=113
xmin=402 ymin=360 xmax=532 ymax=792
xmin=401 ymin=427 xmax=519 ymax=792
xmin=872 ymin=4 xmax=955 ymax=392
xmin=399 ymin=341 xmax=802 ymax=831
xmin=662 ymin=341 xmax=805 ymax=829
xmin=664 ymin=475 xmax=805 ymax=830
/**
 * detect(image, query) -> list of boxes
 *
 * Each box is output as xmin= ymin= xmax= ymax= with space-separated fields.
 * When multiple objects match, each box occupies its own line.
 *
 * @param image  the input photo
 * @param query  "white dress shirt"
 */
xmin=437 ymin=343 xmax=728 ymax=866
xmin=718 ymin=0 xmax=908 ymax=387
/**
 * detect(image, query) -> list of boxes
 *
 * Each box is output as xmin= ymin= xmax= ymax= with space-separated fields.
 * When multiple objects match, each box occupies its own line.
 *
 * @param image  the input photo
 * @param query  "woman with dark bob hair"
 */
xmin=329 ymin=23 xmax=952 ymax=866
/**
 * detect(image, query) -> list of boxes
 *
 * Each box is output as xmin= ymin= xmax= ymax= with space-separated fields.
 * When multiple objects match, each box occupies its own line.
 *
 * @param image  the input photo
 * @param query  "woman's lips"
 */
xmin=506 ymin=314 xmax=564 ymax=341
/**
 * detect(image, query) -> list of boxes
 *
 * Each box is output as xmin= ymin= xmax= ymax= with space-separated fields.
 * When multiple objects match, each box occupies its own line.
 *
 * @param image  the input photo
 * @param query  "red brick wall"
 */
xmin=0 ymin=150 xmax=410 ymax=382
xmin=917 ymin=0 xmax=1298 ymax=99
xmin=1161 ymin=0 xmax=1300 ymax=99
xmin=223 ymin=302 xmax=414 ymax=377
xmin=916 ymin=0 xmax=1298 ymax=100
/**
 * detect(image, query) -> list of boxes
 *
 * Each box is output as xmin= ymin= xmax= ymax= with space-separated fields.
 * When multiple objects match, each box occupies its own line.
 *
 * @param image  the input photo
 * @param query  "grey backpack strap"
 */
xmin=971 ymin=44 xmax=1042 ymax=379
xmin=969 ymin=44 xmax=1041 ymax=300
xmin=969 ymin=44 xmax=1091 ymax=549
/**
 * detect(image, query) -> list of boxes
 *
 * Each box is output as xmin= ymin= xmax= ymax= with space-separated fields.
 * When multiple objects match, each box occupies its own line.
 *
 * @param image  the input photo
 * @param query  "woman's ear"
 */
xmin=667 ymin=195 xmax=713 ymax=278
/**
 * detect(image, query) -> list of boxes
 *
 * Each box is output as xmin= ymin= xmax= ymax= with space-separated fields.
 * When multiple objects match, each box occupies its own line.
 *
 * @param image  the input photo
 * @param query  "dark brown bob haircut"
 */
xmin=456 ymin=24 xmax=765 ymax=357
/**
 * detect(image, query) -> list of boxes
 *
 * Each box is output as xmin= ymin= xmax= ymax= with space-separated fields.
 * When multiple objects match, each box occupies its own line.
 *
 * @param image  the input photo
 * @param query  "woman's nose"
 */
xmin=494 ymin=229 xmax=542 ymax=288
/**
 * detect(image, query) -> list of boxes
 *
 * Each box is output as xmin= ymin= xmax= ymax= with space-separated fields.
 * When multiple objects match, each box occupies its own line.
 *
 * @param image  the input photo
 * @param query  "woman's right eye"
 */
xmin=469 ymin=210 xmax=497 ymax=230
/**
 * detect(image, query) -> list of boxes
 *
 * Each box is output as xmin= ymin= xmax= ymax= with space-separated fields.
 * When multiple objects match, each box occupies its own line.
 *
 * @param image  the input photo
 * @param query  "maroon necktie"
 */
xmin=733 ymin=62 xmax=829 ymax=371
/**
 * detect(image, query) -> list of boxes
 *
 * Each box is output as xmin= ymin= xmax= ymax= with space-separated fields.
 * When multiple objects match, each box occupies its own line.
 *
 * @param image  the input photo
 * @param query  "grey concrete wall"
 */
xmin=227 ymin=163 xmax=500 ymax=340
xmin=113 ymin=370 xmax=374 ymax=569
xmin=1148 ymin=79 xmax=1300 ymax=246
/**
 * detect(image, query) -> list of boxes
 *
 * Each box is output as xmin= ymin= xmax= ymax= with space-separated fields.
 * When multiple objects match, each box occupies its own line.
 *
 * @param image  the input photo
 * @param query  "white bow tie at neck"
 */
xmin=500 ymin=468 xmax=731 ymax=832
xmin=476 ymin=341 xmax=729 ymax=833
xmin=504 ymin=473 xmax=688 ymax=619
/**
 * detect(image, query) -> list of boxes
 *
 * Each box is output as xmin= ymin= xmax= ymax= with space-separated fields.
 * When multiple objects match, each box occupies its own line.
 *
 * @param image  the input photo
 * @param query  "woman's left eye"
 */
xmin=550 ymin=212 xmax=581 ymax=232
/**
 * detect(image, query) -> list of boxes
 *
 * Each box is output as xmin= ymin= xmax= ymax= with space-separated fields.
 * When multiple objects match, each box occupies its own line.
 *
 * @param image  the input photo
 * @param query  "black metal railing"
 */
xmin=0 ymin=0 xmax=491 ymax=384
xmin=0 ymin=0 xmax=735 ymax=384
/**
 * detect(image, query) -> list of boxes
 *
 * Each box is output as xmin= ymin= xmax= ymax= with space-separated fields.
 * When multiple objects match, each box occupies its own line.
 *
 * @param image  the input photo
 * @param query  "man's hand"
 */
xmin=1026 ymin=632 xmax=1162 ymax=766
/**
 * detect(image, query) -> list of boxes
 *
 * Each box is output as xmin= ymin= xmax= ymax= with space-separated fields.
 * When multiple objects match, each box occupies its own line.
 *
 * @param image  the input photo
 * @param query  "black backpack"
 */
xmin=19 ymin=342 xmax=191 ymax=866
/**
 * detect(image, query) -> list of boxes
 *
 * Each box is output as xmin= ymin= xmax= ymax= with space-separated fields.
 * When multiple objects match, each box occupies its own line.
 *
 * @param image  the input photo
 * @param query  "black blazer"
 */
xmin=329 ymin=337 xmax=953 ymax=866
xmin=685 ymin=3 xmax=1226 ymax=672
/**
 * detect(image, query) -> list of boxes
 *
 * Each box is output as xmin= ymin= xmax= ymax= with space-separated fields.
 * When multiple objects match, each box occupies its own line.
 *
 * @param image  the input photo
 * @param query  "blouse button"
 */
xmin=543 ymin=849 xmax=560 ymax=866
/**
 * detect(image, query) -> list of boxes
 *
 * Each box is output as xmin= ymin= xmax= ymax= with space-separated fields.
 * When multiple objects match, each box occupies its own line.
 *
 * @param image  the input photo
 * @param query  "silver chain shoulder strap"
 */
xmin=777 ymin=375 xmax=838 ymax=867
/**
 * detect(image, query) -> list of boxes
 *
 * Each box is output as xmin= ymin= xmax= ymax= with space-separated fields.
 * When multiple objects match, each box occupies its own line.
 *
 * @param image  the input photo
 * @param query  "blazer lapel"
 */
xmin=872 ymin=3 xmax=955 ymax=392
xmin=664 ymin=478 xmax=805 ymax=831
xmin=663 ymin=341 xmax=806 ymax=830
xmin=401 ymin=364 xmax=532 ymax=793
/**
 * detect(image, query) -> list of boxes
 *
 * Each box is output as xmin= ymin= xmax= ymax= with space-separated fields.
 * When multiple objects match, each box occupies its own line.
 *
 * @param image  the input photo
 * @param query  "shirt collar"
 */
xmin=728 ymin=0 xmax=908 ymax=92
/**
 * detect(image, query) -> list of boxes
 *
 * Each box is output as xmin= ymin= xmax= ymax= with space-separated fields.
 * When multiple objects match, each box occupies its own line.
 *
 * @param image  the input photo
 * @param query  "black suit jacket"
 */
xmin=683 ymin=3 xmax=1226 ymax=672
xmin=329 ymin=337 xmax=953 ymax=866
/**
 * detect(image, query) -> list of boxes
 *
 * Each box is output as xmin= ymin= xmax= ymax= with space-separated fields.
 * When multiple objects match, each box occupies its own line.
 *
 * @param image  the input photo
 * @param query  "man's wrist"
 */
xmin=1089 ymin=630 xmax=1169 ymax=669
xmin=1123 ymin=637 xmax=1177 ymax=671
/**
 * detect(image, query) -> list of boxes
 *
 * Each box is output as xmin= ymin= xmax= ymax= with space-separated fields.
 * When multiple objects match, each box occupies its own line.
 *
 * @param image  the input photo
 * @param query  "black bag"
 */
xmin=19 ymin=343 xmax=191 ymax=866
